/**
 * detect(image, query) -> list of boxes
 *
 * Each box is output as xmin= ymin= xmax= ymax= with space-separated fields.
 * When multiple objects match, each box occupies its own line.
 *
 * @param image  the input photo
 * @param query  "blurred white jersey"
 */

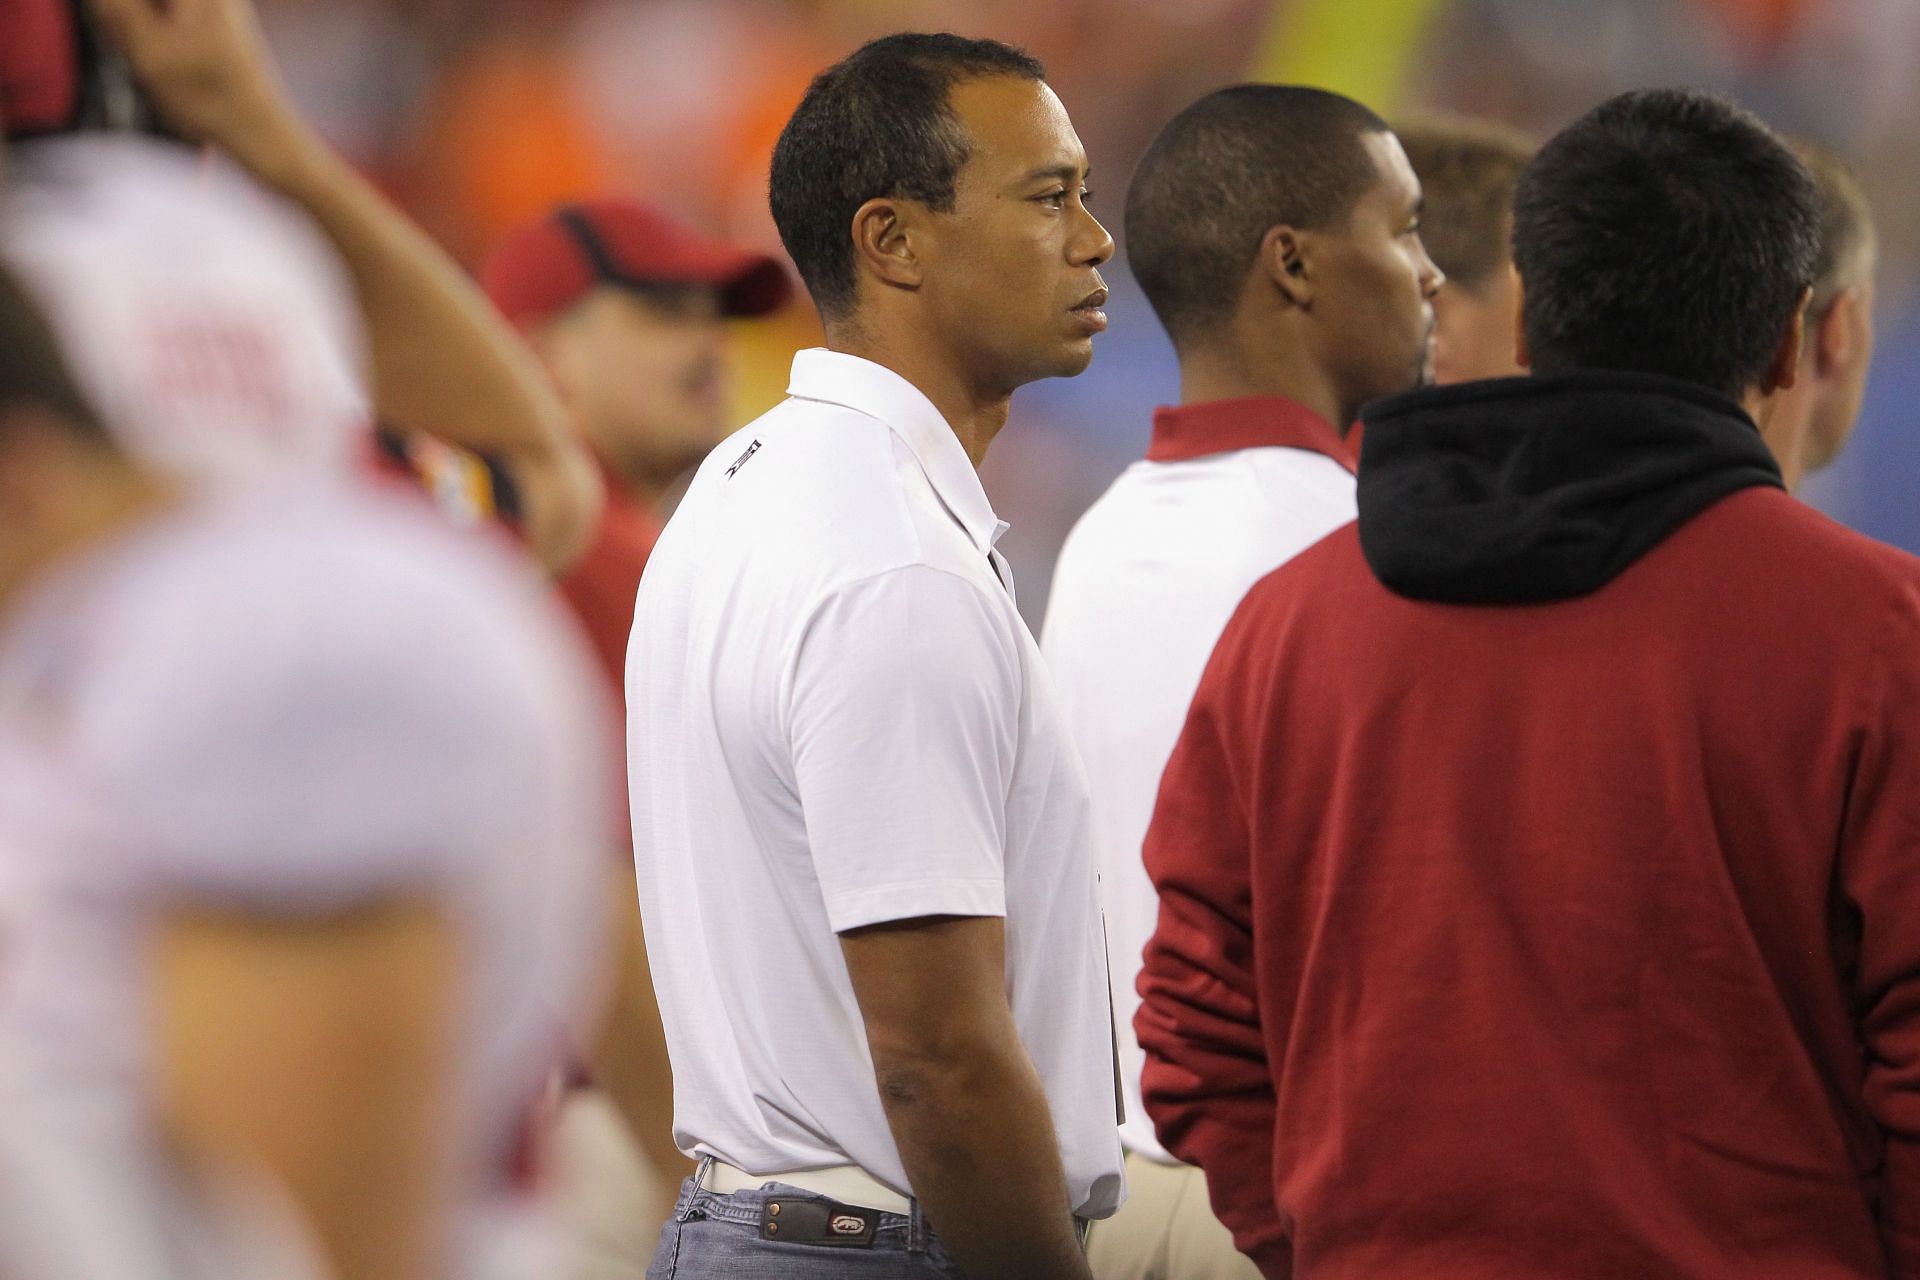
xmin=0 ymin=135 xmax=370 ymax=490
xmin=0 ymin=481 xmax=614 ymax=1280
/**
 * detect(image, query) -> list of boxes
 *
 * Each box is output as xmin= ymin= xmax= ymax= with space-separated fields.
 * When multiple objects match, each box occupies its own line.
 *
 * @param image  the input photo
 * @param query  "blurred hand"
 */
xmin=91 ymin=0 xmax=602 ymax=574
xmin=91 ymin=0 xmax=304 ymax=171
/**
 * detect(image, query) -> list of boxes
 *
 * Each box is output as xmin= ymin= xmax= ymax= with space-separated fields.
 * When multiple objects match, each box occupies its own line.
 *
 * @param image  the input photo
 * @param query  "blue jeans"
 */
xmin=645 ymin=1159 xmax=963 ymax=1278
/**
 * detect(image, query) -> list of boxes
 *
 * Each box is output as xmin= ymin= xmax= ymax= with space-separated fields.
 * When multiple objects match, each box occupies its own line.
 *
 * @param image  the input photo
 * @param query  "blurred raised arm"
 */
xmin=156 ymin=900 xmax=455 ymax=1280
xmin=93 ymin=0 xmax=601 ymax=571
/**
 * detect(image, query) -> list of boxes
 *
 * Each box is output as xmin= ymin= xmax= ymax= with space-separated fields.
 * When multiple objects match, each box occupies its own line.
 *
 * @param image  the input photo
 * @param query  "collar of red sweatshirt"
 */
xmin=1356 ymin=370 xmax=1784 ymax=605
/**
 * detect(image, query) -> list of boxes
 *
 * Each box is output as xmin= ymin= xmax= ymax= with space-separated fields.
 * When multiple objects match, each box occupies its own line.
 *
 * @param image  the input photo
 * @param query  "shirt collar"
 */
xmin=786 ymin=348 xmax=1008 ymax=552
xmin=1146 ymin=396 xmax=1357 ymax=474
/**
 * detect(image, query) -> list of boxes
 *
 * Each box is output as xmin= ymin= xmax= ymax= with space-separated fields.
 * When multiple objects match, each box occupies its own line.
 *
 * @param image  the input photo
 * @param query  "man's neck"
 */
xmin=601 ymin=457 xmax=673 ymax=514
xmin=828 ymin=328 xmax=1012 ymax=469
xmin=1176 ymin=325 xmax=1349 ymax=432
xmin=1753 ymin=384 xmax=1813 ymax=493
xmin=590 ymin=437 xmax=709 ymax=516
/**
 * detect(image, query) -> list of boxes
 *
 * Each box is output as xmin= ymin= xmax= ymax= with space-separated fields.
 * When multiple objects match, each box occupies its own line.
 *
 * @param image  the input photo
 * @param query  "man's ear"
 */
xmin=1259 ymin=225 xmax=1312 ymax=308
xmin=1812 ymin=285 xmax=1862 ymax=379
xmin=1759 ymin=286 xmax=1811 ymax=396
xmin=1511 ymin=266 xmax=1530 ymax=370
xmin=850 ymin=197 xmax=923 ymax=295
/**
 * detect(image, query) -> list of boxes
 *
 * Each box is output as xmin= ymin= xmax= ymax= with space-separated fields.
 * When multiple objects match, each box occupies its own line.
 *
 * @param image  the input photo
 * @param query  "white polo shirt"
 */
xmin=628 ymin=348 xmax=1125 ymax=1217
xmin=1040 ymin=396 xmax=1358 ymax=1163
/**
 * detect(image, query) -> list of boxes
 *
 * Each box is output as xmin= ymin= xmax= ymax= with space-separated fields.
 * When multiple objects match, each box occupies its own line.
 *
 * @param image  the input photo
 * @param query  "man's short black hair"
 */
xmin=1125 ymin=85 xmax=1390 ymax=349
xmin=1512 ymin=89 xmax=1819 ymax=399
xmin=0 ymin=261 xmax=106 ymax=440
xmin=769 ymin=33 xmax=1045 ymax=320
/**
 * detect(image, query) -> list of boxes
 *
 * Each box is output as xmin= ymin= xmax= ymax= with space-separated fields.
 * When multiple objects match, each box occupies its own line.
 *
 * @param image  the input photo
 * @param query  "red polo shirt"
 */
xmin=554 ymin=479 xmax=659 ymax=850
xmin=1139 ymin=486 xmax=1920 ymax=1277
xmin=556 ymin=481 xmax=660 ymax=699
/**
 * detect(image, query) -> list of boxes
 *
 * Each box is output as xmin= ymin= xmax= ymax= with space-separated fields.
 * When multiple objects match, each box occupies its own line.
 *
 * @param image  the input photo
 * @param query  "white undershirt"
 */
xmin=1043 ymin=417 xmax=1358 ymax=1162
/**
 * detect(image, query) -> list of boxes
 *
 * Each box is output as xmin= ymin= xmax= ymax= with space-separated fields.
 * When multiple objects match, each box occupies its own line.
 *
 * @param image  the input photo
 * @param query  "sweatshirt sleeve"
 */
xmin=1135 ymin=607 xmax=1290 ymax=1278
xmin=1845 ymin=603 xmax=1920 ymax=1273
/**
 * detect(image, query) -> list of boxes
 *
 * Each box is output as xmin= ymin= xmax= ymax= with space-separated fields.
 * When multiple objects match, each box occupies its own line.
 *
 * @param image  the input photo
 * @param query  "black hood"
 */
xmin=1356 ymin=371 xmax=1783 ymax=604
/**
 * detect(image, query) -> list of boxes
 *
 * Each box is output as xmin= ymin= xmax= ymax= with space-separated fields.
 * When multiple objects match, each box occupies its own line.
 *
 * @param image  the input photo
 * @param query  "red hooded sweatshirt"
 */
xmin=1138 ymin=372 xmax=1920 ymax=1278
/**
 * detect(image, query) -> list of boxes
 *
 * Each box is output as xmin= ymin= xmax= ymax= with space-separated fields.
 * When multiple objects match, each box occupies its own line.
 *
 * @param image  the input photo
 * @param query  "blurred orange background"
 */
xmin=261 ymin=0 xmax=1920 ymax=621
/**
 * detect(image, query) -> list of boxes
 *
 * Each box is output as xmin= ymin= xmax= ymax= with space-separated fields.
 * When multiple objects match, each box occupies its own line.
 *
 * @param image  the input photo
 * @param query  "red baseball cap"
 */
xmin=482 ymin=199 xmax=792 ymax=327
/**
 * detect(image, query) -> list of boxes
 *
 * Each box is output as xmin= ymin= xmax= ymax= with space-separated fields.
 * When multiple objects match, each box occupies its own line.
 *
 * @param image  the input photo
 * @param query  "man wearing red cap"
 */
xmin=482 ymin=199 xmax=791 ymax=703
xmin=480 ymin=198 xmax=793 ymax=1278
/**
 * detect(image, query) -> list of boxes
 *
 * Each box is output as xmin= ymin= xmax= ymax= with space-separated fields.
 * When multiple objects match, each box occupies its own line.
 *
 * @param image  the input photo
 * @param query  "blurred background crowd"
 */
xmin=259 ymin=0 xmax=1920 ymax=623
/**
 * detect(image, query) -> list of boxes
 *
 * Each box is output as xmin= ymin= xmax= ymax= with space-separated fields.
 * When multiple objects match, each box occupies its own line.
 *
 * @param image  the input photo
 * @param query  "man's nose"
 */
xmin=1074 ymin=206 xmax=1116 ymax=267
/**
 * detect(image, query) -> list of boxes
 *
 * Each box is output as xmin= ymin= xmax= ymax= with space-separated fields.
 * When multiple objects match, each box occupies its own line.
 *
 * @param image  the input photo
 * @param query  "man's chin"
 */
xmin=1049 ymin=337 xmax=1098 ymax=380
xmin=996 ymin=335 xmax=1099 ymax=393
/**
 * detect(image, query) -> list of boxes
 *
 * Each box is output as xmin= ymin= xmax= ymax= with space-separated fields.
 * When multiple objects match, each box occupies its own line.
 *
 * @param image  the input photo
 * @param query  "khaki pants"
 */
xmin=552 ymin=1089 xmax=675 ymax=1280
xmin=1087 ymin=1152 xmax=1263 ymax=1280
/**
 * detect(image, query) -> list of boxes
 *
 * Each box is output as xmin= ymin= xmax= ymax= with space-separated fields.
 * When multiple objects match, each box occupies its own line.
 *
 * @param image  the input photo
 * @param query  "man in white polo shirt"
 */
xmin=629 ymin=32 xmax=1123 ymax=1280
xmin=1041 ymin=86 xmax=1441 ymax=1279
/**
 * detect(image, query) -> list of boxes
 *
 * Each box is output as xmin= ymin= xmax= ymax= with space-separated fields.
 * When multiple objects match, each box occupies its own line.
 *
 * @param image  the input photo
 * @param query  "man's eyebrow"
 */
xmin=1021 ymin=162 xmax=1091 ymax=186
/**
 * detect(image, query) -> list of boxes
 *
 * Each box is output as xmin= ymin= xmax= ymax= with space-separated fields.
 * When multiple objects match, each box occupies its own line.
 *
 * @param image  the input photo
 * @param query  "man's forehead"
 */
xmin=1357 ymin=130 xmax=1422 ymax=214
xmin=577 ymin=279 xmax=724 ymax=328
xmin=947 ymin=75 xmax=1087 ymax=181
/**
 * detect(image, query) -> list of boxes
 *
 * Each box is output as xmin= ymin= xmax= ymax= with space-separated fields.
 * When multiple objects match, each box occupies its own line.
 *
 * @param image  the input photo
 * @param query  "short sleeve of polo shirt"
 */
xmin=785 ymin=563 xmax=1019 ymax=933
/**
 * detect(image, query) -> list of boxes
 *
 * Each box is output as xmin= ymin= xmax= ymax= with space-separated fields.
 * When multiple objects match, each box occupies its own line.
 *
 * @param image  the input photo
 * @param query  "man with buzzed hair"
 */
xmin=1395 ymin=114 xmax=1535 ymax=384
xmin=1757 ymin=142 xmax=1877 ymax=491
xmin=1042 ymin=84 xmax=1439 ymax=1279
xmin=1141 ymin=87 xmax=1920 ymax=1276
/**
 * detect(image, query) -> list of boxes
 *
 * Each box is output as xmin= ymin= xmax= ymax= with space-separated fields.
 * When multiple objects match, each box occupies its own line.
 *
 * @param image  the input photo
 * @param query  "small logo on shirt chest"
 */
xmin=726 ymin=439 xmax=762 ymax=478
